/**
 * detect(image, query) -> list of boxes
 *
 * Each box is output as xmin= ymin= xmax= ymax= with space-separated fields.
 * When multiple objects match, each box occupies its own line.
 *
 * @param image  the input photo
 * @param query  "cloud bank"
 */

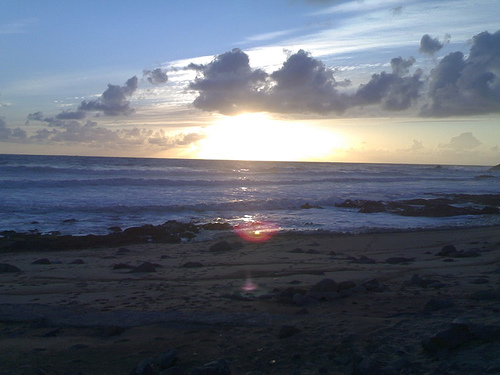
xmin=187 ymin=30 xmax=500 ymax=118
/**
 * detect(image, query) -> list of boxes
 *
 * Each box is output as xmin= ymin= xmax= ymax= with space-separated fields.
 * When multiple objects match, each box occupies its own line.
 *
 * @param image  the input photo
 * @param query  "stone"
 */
xmin=131 ymin=359 xmax=155 ymax=375
xmin=0 ymin=263 xmax=21 ymax=273
xmin=337 ymin=280 xmax=356 ymax=292
xmin=436 ymin=245 xmax=457 ymax=256
xmin=362 ymin=278 xmax=384 ymax=292
xmin=155 ymin=349 xmax=178 ymax=371
xmin=277 ymin=287 xmax=307 ymax=304
xmin=209 ymin=241 xmax=232 ymax=252
xmin=132 ymin=262 xmax=157 ymax=273
xmin=69 ymin=259 xmax=84 ymax=264
xmin=189 ymin=359 xmax=231 ymax=375
xmin=113 ymin=263 xmax=136 ymax=270
xmin=32 ymin=258 xmax=51 ymax=265
xmin=422 ymin=324 xmax=472 ymax=352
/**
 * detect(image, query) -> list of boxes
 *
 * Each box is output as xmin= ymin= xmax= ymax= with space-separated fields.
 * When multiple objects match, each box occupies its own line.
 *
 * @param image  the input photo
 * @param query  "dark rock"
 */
xmin=277 ymin=287 xmax=307 ymax=304
xmin=189 ymin=359 xmax=231 ymax=375
xmin=162 ymin=366 xmax=187 ymax=375
xmin=0 ymin=263 xmax=21 ymax=272
xmin=307 ymin=278 xmax=340 ymax=300
xmin=337 ymin=280 xmax=356 ymax=292
xmin=117 ymin=247 xmax=131 ymax=253
xmin=278 ymin=325 xmax=301 ymax=339
xmin=489 ymin=164 xmax=500 ymax=171
xmin=456 ymin=249 xmax=480 ymax=258
xmin=437 ymin=245 xmax=457 ymax=256
xmin=108 ymin=226 xmax=122 ymax=233
xmin=362 ymin=278 xmax=384 ymax=292
xmin=385 ymin=257 xmax=414 ymax=264
xmin=290 ymin=248 xmax=304 ymax=253
xmin=409 ymin=274 xmax=440 ymax=288
xmin=32 ymin=258 xmax=51 ymax=265
xmin=69 ymin=259 xmax=84 ymax=264
xmin=131 ymin=359 xmax=155 ymax=375
xmin=469 ymin=288 xmax=500 ymax=301
xmin=423 ymin=299 xmax=455 ymax=313
xmin=209 ymin=241 xmax=232 ymax=252
xmin=98 ymin=325 xmax=124 ymax=337
xmin=132 ymin=262 xmax=157 ymax=273
xmin=359 ymin=200 xmax=385 ymax=213
xmin=471 ymin=278 xmax=489 ymax=284
xmin=155 ymin=349 xmax=178 ymax=370
xmin=183 ymin=262 xmax=204 ymax=268
xmin=292 ymin=293 xmax=319 ymax=307
xmin=301 ymin=202 xmax=323 ymax=209
xmin=422 ymin=324 xmax=472 ymax=352
xmin=41 ymin=328 xmax=60 ymax=337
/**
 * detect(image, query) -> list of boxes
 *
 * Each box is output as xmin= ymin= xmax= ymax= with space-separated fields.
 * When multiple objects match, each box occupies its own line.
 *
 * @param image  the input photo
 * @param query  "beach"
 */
xmin=1 ymin=226 xmax=500 ymax=374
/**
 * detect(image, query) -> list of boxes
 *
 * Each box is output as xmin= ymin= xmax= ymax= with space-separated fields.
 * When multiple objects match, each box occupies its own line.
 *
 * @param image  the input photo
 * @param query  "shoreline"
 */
xmin=1 ymin=224 xmax=500 ymax=374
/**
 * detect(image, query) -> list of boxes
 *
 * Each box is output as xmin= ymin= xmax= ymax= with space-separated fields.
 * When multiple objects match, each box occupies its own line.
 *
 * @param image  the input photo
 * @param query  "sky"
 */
xmin=1 ymin=0 xmax=500 ymax=165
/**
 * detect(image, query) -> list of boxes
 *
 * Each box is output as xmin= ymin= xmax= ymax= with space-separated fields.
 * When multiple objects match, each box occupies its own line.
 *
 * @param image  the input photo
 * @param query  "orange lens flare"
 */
xmin=234 ymin=221 xmax=279 ymax=243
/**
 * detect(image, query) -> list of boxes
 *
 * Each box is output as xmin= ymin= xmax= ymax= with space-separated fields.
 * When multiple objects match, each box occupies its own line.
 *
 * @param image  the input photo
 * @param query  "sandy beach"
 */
xmin=1 ymin=226 xmax=500 ymax=375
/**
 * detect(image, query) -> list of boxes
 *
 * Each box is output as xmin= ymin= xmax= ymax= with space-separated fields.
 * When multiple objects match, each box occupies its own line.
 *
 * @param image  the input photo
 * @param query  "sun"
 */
xmin=196 ymin=113 xmax=345 ymax=161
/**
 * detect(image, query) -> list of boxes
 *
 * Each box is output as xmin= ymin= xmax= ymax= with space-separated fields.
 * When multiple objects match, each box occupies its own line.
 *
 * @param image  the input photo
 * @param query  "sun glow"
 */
xmin=196 ymin=113 xmax=345 ymax=161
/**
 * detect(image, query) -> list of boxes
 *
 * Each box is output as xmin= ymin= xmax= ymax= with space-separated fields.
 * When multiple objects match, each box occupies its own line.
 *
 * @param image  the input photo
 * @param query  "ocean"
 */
xmin=1 ymin=154 xmax=499 ymax=236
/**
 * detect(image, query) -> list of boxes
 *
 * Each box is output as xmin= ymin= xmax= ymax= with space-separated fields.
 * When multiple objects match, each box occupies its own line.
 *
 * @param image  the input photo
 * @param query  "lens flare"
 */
xmin=234 ymin=221 xmax=279 ymax=243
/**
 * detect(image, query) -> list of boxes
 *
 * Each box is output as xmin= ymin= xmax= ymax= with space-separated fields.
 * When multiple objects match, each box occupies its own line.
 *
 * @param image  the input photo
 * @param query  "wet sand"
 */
xmin=1 ymin=226 xmax=500 ymax=374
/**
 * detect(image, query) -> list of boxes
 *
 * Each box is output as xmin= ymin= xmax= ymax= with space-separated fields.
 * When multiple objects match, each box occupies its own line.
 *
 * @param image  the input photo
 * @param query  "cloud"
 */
xmin=187 ymin=48 xmax=269 ymax=115
xmin=439 ymin=132 xmax=481 ymax=150
xmin=78 ymin=76 xmax=138 ymax=116
xmin=0 ymin=117 xmax=27 ymax=140
xmin=421 ymin=30 xmax=500 ymax=117
xmin=187 ymin=48 xmax=424 ymax=116
xmin=56 ymin=110 xmax=86 ymax=120
xmin=27 ymin=111 xmax=45 ymax=122
xmin=143 ymin=68 xmax=169 ymax=85
xmin=419 ymin=34 xmax=448 ymax=56
xmin=410 ymin=139 xmax=424 ymax=151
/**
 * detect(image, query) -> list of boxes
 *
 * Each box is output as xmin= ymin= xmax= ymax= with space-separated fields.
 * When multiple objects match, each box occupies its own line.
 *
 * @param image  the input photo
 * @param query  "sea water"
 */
xmin=1 ymin=154 xmax=499 ymax=236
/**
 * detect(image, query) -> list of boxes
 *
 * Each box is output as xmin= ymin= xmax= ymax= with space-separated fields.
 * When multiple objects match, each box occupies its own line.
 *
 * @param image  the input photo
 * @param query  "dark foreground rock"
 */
xmin=0 ymin=220 xmax=234 ymax=253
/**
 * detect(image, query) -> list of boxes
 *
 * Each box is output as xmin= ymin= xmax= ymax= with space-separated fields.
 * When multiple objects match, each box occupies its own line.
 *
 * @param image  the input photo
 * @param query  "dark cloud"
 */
xmin=268 ymin=49 xmax=350 ymax=114
xmin=188 ymin=48 xmax=424 ymax=116
xmin=0 ymin=117 xmax=27 ymax=140
xmin=187 ymin=48 xmax=269 ymax=115
xmin=27 ymin=111 xmax=44 ymax=122
xmin=392 ymin=6 xmax=403 ymax=15
xmin=79 ymin=76 xmax=138 ymax=116
xmin=419 ymin=34 xmax=446 ymax=56
xmin=143 ymin=68 xmax=168 ymax=85
xmin=421 ymin=30 xmax=500 ymax=117
xmin=56 ymin=110 xmax=86 ymax=120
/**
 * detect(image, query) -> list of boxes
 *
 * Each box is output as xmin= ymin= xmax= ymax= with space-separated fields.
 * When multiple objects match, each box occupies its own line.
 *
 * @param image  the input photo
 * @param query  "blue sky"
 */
xmin=1 ymin=0 xmax=500 ymax=164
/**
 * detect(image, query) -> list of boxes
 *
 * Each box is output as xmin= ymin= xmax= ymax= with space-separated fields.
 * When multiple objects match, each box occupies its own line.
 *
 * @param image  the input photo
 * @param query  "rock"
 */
xmin=290 ymin=248 xmax=304 ymax=253
xmin=385 ymin=257 xmax=414 ymax=264
xmin=155 ymin=349 xmax=178 ymax=371
xmin=132 ymin=262 xmax=157 ymax=273
xmin=161 ymin=366 xmax=187 ymax=375
xmin=337 ymin=280 xmax=356 ymax=293
xmin=69 ymin=259 xmax=84 ymax=264
xmin=489 ymin=163 xmax=500 ymax=171
xmin=117 ymin=247 xmax=131 ymax=253
xmin=32 ymin=258 xmax=51 ymax=265
xmin=423 ymin=299 xmax=454 ymax=313
xmin=189 ymin=359 xmax=231 ymax=375
xmin=292 ymin=293 xmax=318 ymax=307
xmin=409 ymin=274 xmax=440 ymax=288
xmin=277 ymin=287 xmax=307 ymax=304
xmin=131 ymin=359 xmax=155 ymax=375
xmin=436 ymin=245 xmax=457 ymax=256
xmin=362 ymin=278 xmax=384 ymax=292
xmin=354 ymin=255 xmax=376 ymax=264
xmin=307 ymin=278 xmax=340 ymax=300
xmin=0 ymin=263 xmax=21 ymax=272
xmin=422 ymin=323 xmax=472 ymax=352
xmin=359 ymin=200 xmax=385 ymax=213
xmin=278 ymin=325 xmax=301 ymax=339
xmin=301 ymin=202 xmax=323 ymax=209
xmin=209 ymin=241 xmax=232 ymax=252
xmin=182 ymin=262 xmax=204 ymax=268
